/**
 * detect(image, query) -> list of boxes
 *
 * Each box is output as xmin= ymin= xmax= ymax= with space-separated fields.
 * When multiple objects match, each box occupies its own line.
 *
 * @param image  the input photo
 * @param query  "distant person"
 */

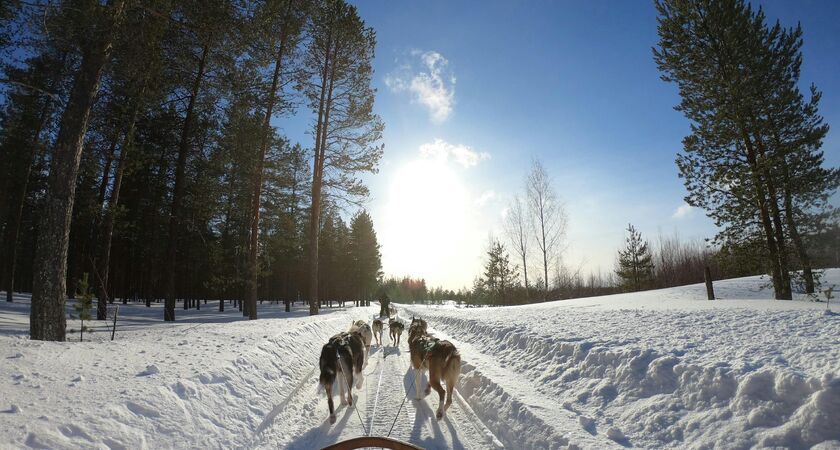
xmin=379 ymin=293 xmax=390 ymax=318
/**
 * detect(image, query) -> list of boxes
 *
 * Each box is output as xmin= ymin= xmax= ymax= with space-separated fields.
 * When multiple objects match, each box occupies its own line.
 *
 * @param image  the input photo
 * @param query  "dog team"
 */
xmin=318 ymin=307 xmax=460 ymax=425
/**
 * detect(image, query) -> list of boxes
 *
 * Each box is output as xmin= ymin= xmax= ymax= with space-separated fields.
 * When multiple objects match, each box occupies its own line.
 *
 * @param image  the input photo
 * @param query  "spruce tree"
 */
xmin=615 ymin=224 xmax=654 ymax=292
xmin=482 ymin=238 xmax=519 ymax=305
xmin=348 ymin=210 xmax=382 ymax=302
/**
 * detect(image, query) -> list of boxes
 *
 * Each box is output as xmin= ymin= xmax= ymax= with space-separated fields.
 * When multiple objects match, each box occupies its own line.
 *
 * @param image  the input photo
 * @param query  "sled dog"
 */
xmin=318 ymin=331 xmax=366 ymax=424
xmin=388 ymin=318 xmax=405 ymax=347
xmin=349 ymin=320 xmax=373 ymax=355
xmin=372 ymin=318 xmax=384 ymax=346
xmin=407 ymin=317 xmax=460 ymax=420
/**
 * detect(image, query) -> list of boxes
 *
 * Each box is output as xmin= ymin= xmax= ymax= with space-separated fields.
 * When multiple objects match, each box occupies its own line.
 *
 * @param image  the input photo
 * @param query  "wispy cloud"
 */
xmin=385 ymin=50 xmax=456 ymax=123
xmin=672 ymin=202 xmax=694 ymax=219
xmin=474 ymin=190 xmax=497 ymax=207
xmin=419 ymin=139 xmax=490 ymax=168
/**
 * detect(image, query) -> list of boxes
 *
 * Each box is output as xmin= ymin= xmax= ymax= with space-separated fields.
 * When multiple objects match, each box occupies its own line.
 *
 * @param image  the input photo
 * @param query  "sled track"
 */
xmin=249 ymin=323 xmax=501 ymax=449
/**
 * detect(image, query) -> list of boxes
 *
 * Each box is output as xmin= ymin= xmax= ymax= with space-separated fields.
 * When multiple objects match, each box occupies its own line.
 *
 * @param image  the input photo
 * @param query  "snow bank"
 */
xmin=0 ymin=300 xmax=376 ymax=449
xmin=402 ymin=269 xmax=840 ymax=449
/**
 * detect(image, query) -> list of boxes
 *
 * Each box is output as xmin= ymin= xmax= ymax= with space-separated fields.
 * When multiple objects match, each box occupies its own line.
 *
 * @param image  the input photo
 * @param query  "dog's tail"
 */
xmin=319 ymin=343 xmax=337 ymax=388
xmin=443 ymin=348 xmax=461 ymax=391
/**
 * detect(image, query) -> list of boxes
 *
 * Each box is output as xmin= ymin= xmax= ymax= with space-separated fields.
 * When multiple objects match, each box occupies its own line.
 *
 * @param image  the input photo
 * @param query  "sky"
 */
xmin=282 ymin=0 xmax=840 ymax=291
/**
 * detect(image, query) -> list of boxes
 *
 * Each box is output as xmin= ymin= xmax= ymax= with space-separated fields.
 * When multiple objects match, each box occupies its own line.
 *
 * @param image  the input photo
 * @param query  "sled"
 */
xmin=321 ymin=436 xmax=424 ymax=450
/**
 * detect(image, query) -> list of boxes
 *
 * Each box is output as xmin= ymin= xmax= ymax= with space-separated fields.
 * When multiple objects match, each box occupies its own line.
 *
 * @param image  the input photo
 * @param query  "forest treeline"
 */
xmin=0 ymin=0 xmax=384 ymax=340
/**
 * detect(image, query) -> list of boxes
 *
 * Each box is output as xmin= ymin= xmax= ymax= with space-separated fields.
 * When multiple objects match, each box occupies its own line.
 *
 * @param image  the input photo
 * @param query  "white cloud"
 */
xmin=385 ymin=50 xmax=456 ymax=123
xmin=474 ymin=190 xmax=497 ymax=207
xmin=419 ymin=138 xmax=490 ymax=168
xmin=672 ymin=202 xmax=694 ymax=219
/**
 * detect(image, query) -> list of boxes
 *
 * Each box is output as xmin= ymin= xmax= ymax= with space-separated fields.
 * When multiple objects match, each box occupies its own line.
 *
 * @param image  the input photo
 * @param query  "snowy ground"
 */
xmin=1 ymin=271 xmax=840 ymax=449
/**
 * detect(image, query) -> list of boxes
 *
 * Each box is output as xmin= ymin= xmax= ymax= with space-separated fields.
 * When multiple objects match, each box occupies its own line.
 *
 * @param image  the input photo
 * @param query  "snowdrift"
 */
xmin=1 ymin=270 xmax=839 ymax=449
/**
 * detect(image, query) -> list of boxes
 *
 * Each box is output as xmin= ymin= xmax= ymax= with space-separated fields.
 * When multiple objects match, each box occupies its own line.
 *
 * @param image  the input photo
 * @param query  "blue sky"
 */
xmin=281 ymin=1 xmax=840 ymax=290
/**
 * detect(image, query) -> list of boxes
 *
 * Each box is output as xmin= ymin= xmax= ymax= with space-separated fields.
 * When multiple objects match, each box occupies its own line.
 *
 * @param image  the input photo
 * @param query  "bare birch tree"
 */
xmin=503 ymin=195 xmax=530 ymax=294
xmin=526 ymin=158 xmax=567 ymax=300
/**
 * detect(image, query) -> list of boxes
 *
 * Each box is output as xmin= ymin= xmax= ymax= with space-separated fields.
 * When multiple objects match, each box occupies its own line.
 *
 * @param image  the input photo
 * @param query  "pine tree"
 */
xmin=244 ymin=0 xmax=308 ymax=320
xmin=654 ymin=0 xmax=838 ymax=300
xmin=482 ymin=238 xmax=520 ymax=305
xmin=302 ymin=0 xmax=383 ymax=315
xmin=615 ymin=224 xmax=654 ymax=292
xmin=162 ymin=0 xmax=237 ymax=321
xmin=30 ymin=0 xmax=128 ymax=341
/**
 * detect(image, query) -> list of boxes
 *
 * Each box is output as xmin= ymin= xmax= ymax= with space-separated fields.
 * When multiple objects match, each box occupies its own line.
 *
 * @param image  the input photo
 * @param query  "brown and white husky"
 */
xmin=371 ymin=318 xmax=384 ymax=346
xmin=407 ymin=317 xmax=461 ymax=420
xmin=349 ymin=320 xmax=373 ymax=356
xmin=389 ymin=318 xmax=405 ymax=347
xmin=319 ymin=331 xmax=366 ymax=424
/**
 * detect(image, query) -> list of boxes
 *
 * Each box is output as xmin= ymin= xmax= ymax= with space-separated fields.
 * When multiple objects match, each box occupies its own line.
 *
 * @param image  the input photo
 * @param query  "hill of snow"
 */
xmin=1 ymin=270 xmax=839 ymax=449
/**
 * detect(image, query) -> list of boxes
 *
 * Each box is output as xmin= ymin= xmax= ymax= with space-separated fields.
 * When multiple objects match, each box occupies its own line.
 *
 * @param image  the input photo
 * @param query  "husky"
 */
xmin=407 ymin=317 xmax=460 ymax=420
xmin=371 ymin=318 xmax=384 ymax=346
xmin=388 ymin=305 xmax=398 ymax=317
xmin=407 ymin=316 xmax=427 ymax=338
xmin=349 ymin=320 xmax=373 ymax=356
xmin=388 ymin=318 xmax=405 ymax=347
xmin=318 ymin=331 xmax=366 ymax=424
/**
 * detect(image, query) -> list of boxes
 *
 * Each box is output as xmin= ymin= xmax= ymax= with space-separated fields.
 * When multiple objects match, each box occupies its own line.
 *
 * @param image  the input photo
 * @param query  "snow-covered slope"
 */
xmin=1 ymin=270 xmax=839 ymax=449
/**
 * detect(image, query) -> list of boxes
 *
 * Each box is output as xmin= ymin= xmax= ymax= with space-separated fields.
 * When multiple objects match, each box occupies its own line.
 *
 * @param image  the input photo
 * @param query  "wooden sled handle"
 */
xmin=321 ymin=436 xmax=425 ymax=450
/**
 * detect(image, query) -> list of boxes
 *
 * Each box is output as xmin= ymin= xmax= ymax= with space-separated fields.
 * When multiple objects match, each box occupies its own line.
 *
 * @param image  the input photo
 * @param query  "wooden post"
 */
xmin=704 ymin=266 xmax=715 ymax=300
xmin=111 ymin=305 xmax=119 ymax=341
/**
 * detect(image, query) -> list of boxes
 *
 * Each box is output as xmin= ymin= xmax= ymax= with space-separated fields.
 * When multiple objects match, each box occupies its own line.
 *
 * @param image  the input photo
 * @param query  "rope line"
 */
xmin=387 ymin=352 xmax=427 ymax=438
xmin=368 ymin=344 xmax=387 ymax=436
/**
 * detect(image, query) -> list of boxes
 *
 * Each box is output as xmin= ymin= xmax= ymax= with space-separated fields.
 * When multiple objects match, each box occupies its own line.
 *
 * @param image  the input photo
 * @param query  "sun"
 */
xmin=379 ymin=158 xmax=470 ymax=285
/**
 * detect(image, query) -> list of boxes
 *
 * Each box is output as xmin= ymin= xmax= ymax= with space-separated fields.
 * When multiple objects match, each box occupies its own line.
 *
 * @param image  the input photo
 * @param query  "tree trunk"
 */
xmin=4 ymin=94 xmax=52 ymax=303
xmin=308 ymin=28 xmax=333 ymax=316
xmin=97 ymin=91 xmax=142 ymax=319
xmin=781 ymin=162 xmax=815 ymax=294
xmin=30 ymin=0 xmax=125 ymax=340
xmin=248 ymin=23 xmax=290 ymax=321
xmin=753 ymin=134 xmax=793 ymax=299
xmin=164 ymin=42 xmax=209 ymax=322
xmin=704 ymin=266 xmax=714 ymax=300
xmin=764 ymin=176 xmax=793 ymax=299
xmin=742 ymin=133 xmax=786 ymax=300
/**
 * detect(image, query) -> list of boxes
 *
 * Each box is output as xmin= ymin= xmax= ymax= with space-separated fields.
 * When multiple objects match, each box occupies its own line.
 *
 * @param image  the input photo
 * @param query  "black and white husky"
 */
xmin=319 ymin=331 xmax=365 ymax=424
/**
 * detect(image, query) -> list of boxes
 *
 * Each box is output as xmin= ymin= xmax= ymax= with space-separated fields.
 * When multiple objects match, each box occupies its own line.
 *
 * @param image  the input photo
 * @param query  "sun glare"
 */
xmin=380 ymin=158 xmax=470 ymax=285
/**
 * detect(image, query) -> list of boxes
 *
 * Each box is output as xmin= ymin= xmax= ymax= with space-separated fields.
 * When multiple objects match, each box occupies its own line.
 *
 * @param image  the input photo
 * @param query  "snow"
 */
xmin=1 ymin=270 xmax=839 ymax=449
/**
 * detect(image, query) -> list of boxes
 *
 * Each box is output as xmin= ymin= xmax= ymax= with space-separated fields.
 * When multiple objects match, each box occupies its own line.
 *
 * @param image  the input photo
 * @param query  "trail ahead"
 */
xmin=252 ymin=318 xmax=499 ymax=450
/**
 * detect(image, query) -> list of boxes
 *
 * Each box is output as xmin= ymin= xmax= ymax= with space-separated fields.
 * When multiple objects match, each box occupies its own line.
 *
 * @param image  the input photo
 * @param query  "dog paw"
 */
xmin=340 ymin=398 xmax=348 ymax=405
xmin=329 ymin=414 xmax=336 ymax=425
xmin=347 ymin=397 xmax=353 ymax=406
xmin=436 ymin=409 xmax=444 ymax=420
